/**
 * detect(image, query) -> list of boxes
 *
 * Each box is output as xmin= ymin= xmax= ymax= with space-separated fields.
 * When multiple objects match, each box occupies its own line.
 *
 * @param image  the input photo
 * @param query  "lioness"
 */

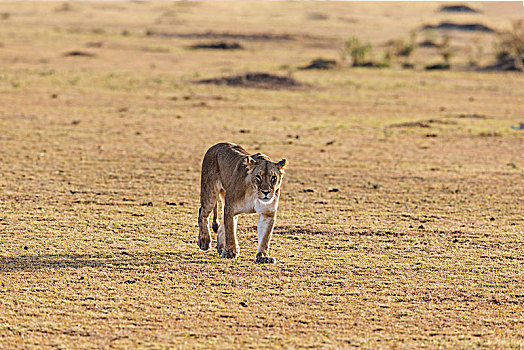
xmin=198 ymin=142 xmax=288 ymax=263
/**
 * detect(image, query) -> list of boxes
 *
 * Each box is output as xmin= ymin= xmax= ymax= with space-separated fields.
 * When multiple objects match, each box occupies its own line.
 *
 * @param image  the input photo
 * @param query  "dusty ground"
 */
xmin=0 ymin=2 xmax=523 ymax=348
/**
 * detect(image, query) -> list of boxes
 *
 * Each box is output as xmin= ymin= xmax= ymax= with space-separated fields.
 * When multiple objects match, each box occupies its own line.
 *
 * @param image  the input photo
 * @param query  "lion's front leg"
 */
xmin=221 ymin=209 xmax=239 ymax=259
xmin=256 ymin=213 xmax=276 ymax=264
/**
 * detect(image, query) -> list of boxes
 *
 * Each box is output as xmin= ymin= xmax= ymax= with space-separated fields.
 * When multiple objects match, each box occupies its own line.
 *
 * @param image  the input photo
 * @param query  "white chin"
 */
xmin=259 ymin=196 xmax=273 ymax=202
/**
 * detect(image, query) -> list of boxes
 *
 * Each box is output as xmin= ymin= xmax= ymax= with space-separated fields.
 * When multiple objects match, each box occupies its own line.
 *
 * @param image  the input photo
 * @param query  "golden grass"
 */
xmin=0 ymin=2 xmax=523 ymax=348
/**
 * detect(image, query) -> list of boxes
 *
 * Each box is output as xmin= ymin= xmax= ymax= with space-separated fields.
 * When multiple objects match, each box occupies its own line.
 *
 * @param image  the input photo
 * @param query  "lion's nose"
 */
xmin=261 ymin=190 xmax=270 ymax=196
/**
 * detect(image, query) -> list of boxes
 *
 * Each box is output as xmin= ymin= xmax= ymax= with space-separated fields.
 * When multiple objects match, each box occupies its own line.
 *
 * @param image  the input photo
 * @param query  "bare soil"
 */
xmin=0 ymin=1 xmax=522 ymax=348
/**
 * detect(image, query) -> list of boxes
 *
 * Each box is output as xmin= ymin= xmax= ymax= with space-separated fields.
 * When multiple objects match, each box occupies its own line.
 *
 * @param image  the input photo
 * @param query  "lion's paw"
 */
xmin=221 ymin=249 xmax=238 ymax=259
xmin=256 ymin=256 xmax=276 ymax=264
xmin=198 ymin=234 xmax=211 ymax=251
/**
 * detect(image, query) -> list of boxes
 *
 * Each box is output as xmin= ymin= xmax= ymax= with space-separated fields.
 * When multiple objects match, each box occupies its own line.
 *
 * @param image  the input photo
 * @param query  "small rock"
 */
xmin=328 ymin=188 xmax=339 ymax=192
xmin=239 ymin=301 xmax=248 ymax=307
xmin=490 ymin=217 xmax=495 ymax=221
xmin=326 ymin=140 xmax=335 ymax=146
xmin=418 ymin=224 xmax=425 ymax=230
xmin=23 ymin=245 xmax=28 ymax=250
xmin=302 ymin=189 xmax=314 ymax=193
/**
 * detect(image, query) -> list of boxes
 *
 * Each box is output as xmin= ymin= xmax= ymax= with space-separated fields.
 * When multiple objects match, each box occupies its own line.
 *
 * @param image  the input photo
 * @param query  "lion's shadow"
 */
xmin=0 ymin=251 xmax=202 ymax=272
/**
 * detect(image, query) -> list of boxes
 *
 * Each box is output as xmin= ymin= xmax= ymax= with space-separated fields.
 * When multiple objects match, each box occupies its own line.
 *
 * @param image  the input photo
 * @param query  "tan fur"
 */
xmin=198 ymin=142 xmax=288 ymax=263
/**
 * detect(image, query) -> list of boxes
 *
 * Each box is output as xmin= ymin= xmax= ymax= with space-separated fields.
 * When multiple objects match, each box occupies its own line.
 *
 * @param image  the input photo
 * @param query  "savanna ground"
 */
xmin=0 ymin=1 xmax=523 ymax=348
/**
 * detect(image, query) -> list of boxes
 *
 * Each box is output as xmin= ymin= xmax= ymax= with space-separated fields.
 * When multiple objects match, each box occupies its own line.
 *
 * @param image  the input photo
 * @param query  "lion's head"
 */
xmin=245 ymin=154 xmax=288 ymax=202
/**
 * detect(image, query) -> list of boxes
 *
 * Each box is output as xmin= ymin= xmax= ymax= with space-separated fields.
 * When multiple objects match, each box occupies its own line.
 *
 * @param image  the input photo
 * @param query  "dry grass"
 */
xmin=0 ymin=2 xmax=523 ymax=348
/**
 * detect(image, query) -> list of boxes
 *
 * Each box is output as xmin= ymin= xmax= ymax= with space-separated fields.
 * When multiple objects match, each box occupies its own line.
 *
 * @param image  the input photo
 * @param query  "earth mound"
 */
xmin=195 ymin=72 xmax=304 ymax=90
xmin=300 ymin=58 xmax=338 ymax=70
xmin=438 ymin=5 xmax=480 ymax=13
xmin=423 ymin=22 xmax=495 ymax=33
xmin=189 ymin=42 xmax=243 ymax=50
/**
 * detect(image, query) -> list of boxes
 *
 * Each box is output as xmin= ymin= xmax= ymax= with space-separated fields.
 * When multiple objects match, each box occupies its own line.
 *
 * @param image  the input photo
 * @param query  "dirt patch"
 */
xmin=63 ymin=51 xmax=96 ymax=57
xmin=422 ymin=22 xmax=495 ymax=33
xmin=455 ymin=113 xmax=489 ymax=119
xmin=195 ymin=72 xmax=304 ymax=90
xmin=300 ymin=58 xmax=338 ymax=70
xmin=146 ymin=30 xmax=295 ymax=41
xmin=389 ymin=121 xmax=431 ymax=128
xmin=389 ymin=119 xmax=457 ymax=128
xmin=189 ymin=41 xmax=243 ymax=50
xmin=438 ymin=5 xmax=480 ymax=13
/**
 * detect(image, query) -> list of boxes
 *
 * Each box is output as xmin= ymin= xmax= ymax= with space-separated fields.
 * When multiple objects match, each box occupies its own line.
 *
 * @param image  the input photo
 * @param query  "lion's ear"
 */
xmin=277 ymin=158 xmax=288 ymax=173
xmin=245 ymin=156 xmax=256 ymax=168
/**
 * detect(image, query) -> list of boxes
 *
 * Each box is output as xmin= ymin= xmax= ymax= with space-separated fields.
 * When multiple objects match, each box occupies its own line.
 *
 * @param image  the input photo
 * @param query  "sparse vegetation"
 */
xmin=385 ymin=31 xmax=417 ymax=68
xmin=343 ymin=37 xmax=373 ymax=66
xmin=493 ymin=20 xmax=524 ymax=71
xmin=426 ymin=35 xmax=453 ymax=70
xmin=0 ymin=2 xmax=523 ymax=349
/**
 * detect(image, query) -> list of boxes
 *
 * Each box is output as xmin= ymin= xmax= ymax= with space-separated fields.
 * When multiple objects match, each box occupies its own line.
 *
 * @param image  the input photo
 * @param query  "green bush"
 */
xmin=344 ymin=37 xmax=373 ymax=67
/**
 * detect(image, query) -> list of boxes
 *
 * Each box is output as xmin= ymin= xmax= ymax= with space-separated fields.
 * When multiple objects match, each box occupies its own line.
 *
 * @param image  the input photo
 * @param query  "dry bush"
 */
xmin=495 ymin=20 xmax=524 ymax=71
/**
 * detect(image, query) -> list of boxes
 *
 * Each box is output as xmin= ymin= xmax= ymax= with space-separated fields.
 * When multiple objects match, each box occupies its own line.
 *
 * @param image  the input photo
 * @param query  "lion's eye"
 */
xmin=271 ymin=175 xmax=277 ymax=183
xmin=255 ymin=175 xmax=262 ymax=182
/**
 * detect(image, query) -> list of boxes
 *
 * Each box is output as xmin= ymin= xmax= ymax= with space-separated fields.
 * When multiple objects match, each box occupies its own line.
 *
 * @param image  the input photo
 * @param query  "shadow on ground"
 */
xmin=0 ymin=251 xmax=201 ymax=272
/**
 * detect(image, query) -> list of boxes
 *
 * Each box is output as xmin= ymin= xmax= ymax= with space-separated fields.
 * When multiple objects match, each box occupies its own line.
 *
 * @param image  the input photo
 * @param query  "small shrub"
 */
xmin=439 ymin=35 xmax=453 ymax=66
xmin=494 ymin=20 xmax=524 ymax=71
xmin=386 ymin=31 xmax=417 ymax=67
xmin=398 ymin=31 xmax=417 ymax=57
xmin=467 ymin=36 xmax=484 ymax=67
xmin=344 ymin=37 xmax=373 ymax=67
